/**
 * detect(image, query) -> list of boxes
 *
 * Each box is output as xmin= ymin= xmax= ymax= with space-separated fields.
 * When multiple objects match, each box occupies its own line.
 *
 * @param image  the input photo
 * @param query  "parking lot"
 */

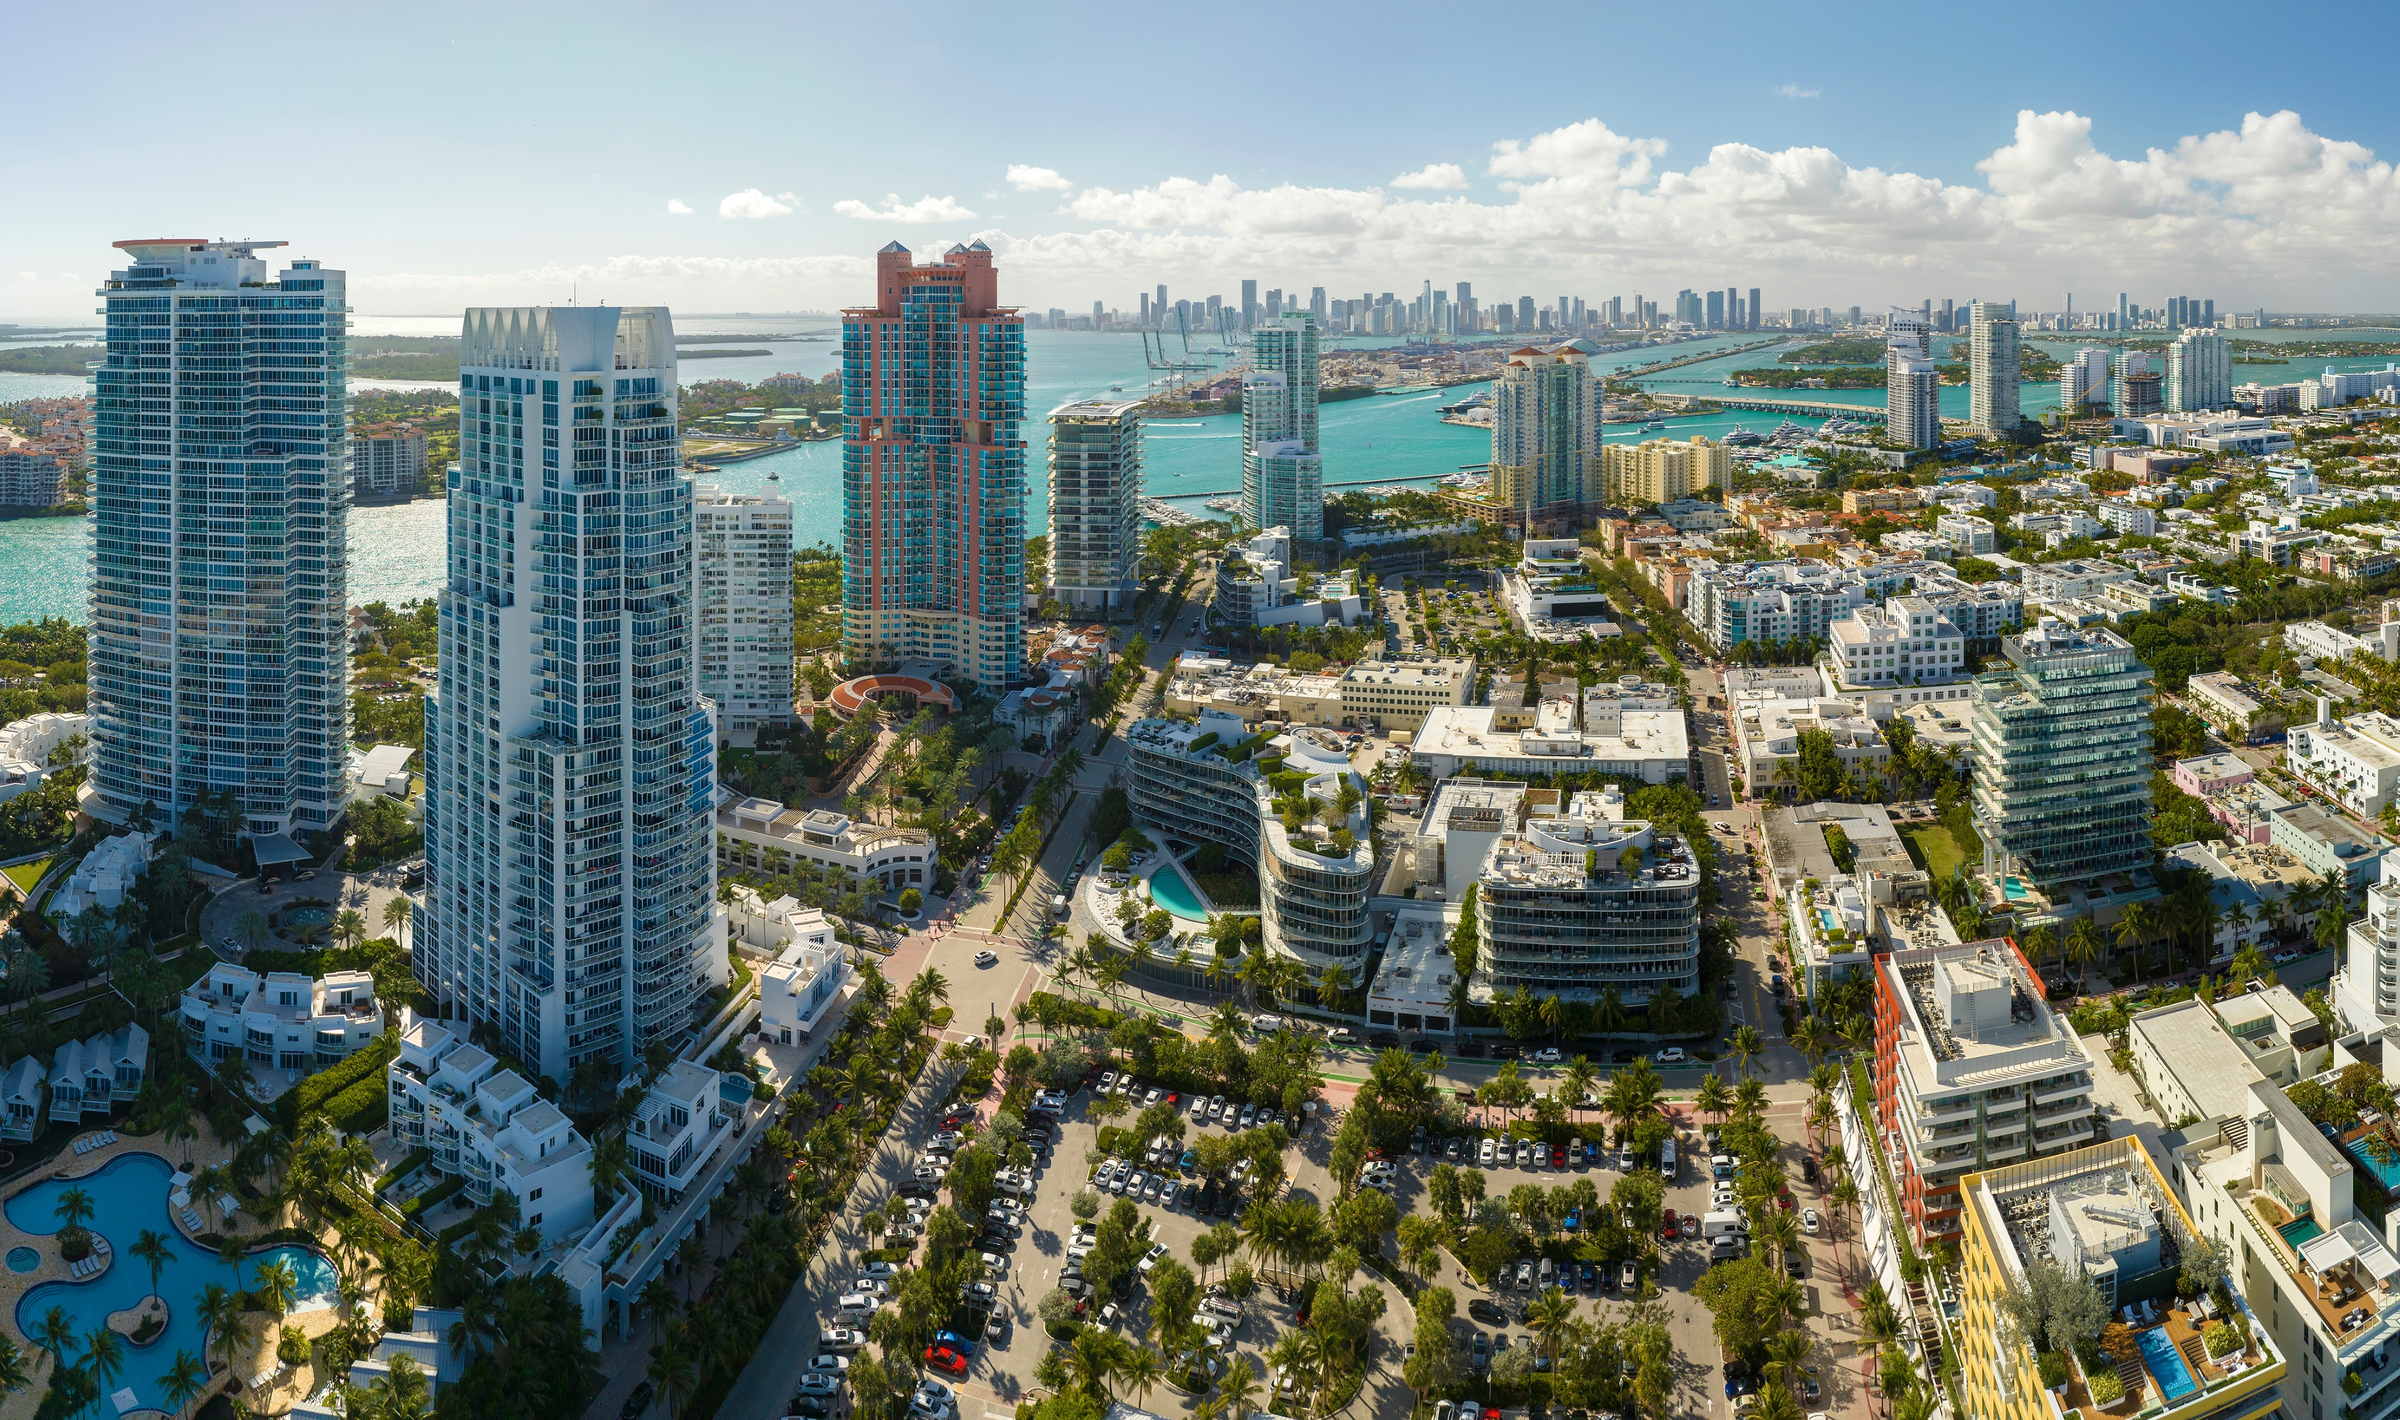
xmin=801 ymin=1054 xmax=1860 ymax=1420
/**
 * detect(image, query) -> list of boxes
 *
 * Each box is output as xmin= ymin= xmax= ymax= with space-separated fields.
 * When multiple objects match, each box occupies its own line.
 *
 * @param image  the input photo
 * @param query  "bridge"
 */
xmin=1656 ymin=393 xmax=1889 ymax=421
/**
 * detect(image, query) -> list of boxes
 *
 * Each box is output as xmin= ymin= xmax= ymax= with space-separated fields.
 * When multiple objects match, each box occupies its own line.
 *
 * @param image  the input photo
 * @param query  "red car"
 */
xmin=1165 ymin=1092 xmax=1180 ymax=1108
xmin=924 ymin=1345 xmax=968 ymax=1375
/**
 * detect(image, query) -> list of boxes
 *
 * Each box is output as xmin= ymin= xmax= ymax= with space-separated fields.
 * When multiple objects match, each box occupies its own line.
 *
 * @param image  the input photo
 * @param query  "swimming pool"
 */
xmin=2341 ymin=1135 xmax=2400 ymax=1192
xmin=2136 ymin=1324 xmax=2198 ymax=1402
xmin=2002 ymin=876 xmax=2030 ymax=902
xmin=2280 ymin=1217 xmax=2325 ymax=1250
xmin=8 ymin=1154 xmax=338 ymax=1408
xmin=1146 ymin=866 xmax=1211 ymax=923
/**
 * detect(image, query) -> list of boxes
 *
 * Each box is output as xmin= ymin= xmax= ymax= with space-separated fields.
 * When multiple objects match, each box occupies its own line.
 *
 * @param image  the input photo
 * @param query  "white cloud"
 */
xmin=719 ymin=188 xmax=798 ymax=219
xmin=833 ymin=193 xmax=979 ymax=223
xmin=1774 ymin=84 xmax=1822 ymax=99
xmin=1006 ymin=165 xmax=1072 ymax=192
xmin=1391 ymin=162 xmax=1468 ymax=190
xmin=665 ymin=198 xmax=694 ymax=215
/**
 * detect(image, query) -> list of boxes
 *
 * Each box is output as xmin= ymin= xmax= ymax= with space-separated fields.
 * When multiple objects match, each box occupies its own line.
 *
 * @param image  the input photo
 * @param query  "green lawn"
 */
xmin=3 ymin=858 xmax=51 ymax=897
xmin=1900 ymin=825 xmax=1965 ymax=884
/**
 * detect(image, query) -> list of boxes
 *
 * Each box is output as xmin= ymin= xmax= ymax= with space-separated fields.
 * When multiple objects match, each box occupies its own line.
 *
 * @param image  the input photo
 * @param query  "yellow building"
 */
xmin=1600 ymin=436 xmax=1729 ymax=506
xmin=1955 ymin=1136 xmax=2284 ymax=1420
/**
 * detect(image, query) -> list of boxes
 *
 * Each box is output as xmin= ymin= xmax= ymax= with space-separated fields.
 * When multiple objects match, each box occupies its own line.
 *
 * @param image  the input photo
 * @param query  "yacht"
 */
xmin=1721 ymin=425 xmax=1762 ymax=447
xmin=1642 ymin=418 xmax=1667 ymax=432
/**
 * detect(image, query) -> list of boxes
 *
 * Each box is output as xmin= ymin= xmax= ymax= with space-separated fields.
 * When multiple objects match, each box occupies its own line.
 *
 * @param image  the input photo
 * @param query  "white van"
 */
xmin=1053 ymin=893 xmax=1070 ymax=918
xmin=1659 ymin=1139 xmax=1677 ymax=1180
xmin=1701 ymin=1209 xmax=1750 ymax=1240
xmin=836 ymin=1293 xmax=880 ymax=1322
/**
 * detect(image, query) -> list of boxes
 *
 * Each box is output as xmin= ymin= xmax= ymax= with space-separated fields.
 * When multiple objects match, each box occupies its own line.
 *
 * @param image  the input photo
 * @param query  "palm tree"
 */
xmin=83 ymin=1326 xmax=125 ymax=1402
xmin=2116 ymin=902 xmax=2154 ymax=983
xmin=0 ymin=1334 xmax=27 ymax=1399
xmin=1559 ymin=1056 xmax=1600 ymax=1126
xmin=158 ymin=1350 xmax=206 ymax=1417
xmin=1695 ymin=1071 xmax=1731 ymax=1127
xmin=132 ymin=1230 xmax=172 ymax=1302
xmin=647 ymin=1324 xmax=696 ymax=1420
xmin=1594 ymin=985 xmax=1626 ymax=1057
xmin=31 ymin=1306 xmax=76 ymax=1376
xmin=197 ymin=1283 xmax=249 ymax=1371
xmin=1216 ymin=1359 xmax=1264 ymax=1420
xmin=1118 ymin=1347 xmax=1165 ymax=1411
xmin=381 ymin=895 xmax=412 ymax=947
xmin=1730 ymin=1024 xmax=1766 ymax=1079
xmin=1527 ymin=1284 xmax=1578 ymax=1363
xmin=1734 ymin=1076 xmax=1769 ymax=1121
xmin=254 ymin=1259 xmax=299 ymax=1325
xmin=2067 ymin=918 xmax=2104 ymax=992
xmin=331 ymin=909 xmax=367 ymax=951
xmin=234 ymin=909 xmax=271 ymax=955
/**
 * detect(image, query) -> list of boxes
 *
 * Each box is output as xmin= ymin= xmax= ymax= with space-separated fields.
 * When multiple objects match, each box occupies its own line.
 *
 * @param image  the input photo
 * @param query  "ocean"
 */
xmin=1 ymin=320 xmax=2395 ymax=626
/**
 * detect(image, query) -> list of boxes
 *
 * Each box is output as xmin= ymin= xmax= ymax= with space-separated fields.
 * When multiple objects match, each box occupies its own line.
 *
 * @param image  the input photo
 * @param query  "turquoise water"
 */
xmin=2003 ymin=877 xmax=2030 ymax=902
xmin=2342 ymin=1135 xmax=2400 ymax=1191
xmin=2279 ymin=1217 xmax=2324 ymax=1248
xmin=2136 ymin=1324 xmax=2198 ymax=1401
xmin=5 ymin=1247 xmax=33 ymax=1272
xmin=8 ymin=1153 xmax=338 ymax=1408
xmin=1147 ymin=866 xmax=1211 ymax=922
xmin=283 ymin=906 xmax=331 ymax=932
xmin=5 ymin=322 xmax=2396 ymax=628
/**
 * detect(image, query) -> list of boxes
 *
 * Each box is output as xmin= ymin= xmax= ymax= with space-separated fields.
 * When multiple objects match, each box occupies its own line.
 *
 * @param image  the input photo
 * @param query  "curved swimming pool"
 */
xmin=1146 ymin=865 xmax=1211 ymax=923
xmin=8 ymin=1153 xmax=338 ymax=1408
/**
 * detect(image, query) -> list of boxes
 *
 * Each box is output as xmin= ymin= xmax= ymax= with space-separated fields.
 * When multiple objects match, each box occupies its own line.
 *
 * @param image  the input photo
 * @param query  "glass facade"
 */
xmin=89 ymin=240 xmax=348 ymax=838
xmin=418 ymin=307 xmax=719 ymax=1082
xmin=1971 ymin=623 xmax=2155 ymax=894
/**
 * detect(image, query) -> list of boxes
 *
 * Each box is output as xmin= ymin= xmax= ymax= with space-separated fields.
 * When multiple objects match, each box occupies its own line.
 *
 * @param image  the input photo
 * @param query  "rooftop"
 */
xmin=1883 ymin=938 xmax=2088 ymax=1084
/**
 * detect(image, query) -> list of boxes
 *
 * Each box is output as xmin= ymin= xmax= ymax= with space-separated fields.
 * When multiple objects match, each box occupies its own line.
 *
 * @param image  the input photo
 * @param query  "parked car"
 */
xmin=1531 ymin=1047 xmax=1563 ymax=1063
xmin=1802 ymin=1207 xmax=1822 ymax=1235
xmin=1653 ymin=1046 xmax=1690 ymax=1065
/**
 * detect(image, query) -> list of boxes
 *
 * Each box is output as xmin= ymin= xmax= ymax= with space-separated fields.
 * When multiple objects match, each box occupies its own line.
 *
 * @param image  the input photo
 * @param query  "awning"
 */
xmin=250 ymin=833 xmax=311 ymax=868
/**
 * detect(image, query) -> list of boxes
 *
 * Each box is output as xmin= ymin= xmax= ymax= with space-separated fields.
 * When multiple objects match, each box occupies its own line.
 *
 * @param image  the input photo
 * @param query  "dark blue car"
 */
xmin=1578 ymin=1262 xmax=1598 ymax=1291
xmin=934 ymin=1329 xmax=976 ymax=1357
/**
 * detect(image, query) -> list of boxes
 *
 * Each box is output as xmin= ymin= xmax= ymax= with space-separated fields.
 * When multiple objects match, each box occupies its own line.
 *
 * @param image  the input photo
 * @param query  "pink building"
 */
xmin=2171 ymin=751 xmax=2255 ymax=799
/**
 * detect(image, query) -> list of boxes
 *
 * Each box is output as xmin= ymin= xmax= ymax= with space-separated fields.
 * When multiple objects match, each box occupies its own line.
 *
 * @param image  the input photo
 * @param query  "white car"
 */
xmin=1139 ymin=1243 xmax=1170 ymax=1275
xmin=1188 ymin=1097 xmax=1209 ymax=1122
xmin=1118 ymin=1170 xmax=1142 ymax=1196
xmin=1478 ymin=1137 xmax=1497 ymax=1167
xmin=1532 ymin=1047 xmax=1563 ymax=1064
xmin=1801 ymin=1207 xmax=1822 ymax=1235
xmin=796 ymin=1375 xmax=842 ymax=1398
xmin=974 ymin=949 xmax=998 ymax=968
xmin=1144 ymin=1088 xmax=1164 ymax=1107
xmin=1142 ymin=1175 xmax=1164 ymax=1201
xmin=979 ymin=1251 xmax=1009 ymax=1274
xmin=822 ymin=1327 xmax=867 ymax=1353
xmin=1208 ymin=1095 xmax=1228 ymax=1122
xmin=808 ymin=1354 xmax=850 ymax=1374
xmin=1653 ymin=1047 xmax=1690 ymax=1066
xmin=862 ymin=1260 xmax=897 ymax=1280
xmin=850 ymin=1277 xmax=890 ymax=1298
xmin=1361 ymin=1159 xmax=1398 ymax=1179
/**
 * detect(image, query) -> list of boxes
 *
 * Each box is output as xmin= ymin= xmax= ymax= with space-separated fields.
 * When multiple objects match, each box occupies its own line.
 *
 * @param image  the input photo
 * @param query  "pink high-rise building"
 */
xmin=840 ymin=241 xmax=1027 ymax=690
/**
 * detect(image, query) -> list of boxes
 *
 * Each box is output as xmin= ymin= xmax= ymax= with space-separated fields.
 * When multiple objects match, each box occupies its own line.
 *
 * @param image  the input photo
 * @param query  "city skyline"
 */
xmin=12 ymin=5 xmax=2400 ymax=317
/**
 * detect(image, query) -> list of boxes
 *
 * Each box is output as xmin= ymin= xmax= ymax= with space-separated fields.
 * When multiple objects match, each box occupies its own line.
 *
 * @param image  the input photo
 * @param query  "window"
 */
xmin=529 ymin=1186 xmax=543 ymax=1201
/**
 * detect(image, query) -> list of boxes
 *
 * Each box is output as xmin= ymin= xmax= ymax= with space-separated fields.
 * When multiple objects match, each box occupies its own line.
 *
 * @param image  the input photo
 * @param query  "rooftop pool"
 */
xmin=2136 ymin=1323 xmax=2197 ymax=1403
xmin=7 ymin=1153 xmax=337 ymax=1410
xmin=1146 ymin=864 xmax=1212 ymax=923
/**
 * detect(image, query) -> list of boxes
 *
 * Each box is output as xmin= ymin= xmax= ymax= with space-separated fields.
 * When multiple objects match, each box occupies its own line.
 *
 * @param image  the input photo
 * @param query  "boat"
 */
xmin=1435 ymin=393 xmax=1491 ymax=415
xmin=1109 ymin=385 xmax=1123 ymax=392
xmin=1721 ymin=425 xmax=1762 ymax=447
xmin=1642 ymin=419 xmax=1667 ymax=432
xmin=766 ymin=471 xmax=780 ymax=481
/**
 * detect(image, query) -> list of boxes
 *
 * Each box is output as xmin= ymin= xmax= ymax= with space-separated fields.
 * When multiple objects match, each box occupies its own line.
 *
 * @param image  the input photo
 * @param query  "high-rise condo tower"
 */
xmin=1492 ymin=345 xmax=1601 ymax=526
xmin=1047 ymin=400 xmax=1144 ymax=614
xmin=694 ymin=485 xmax=794 ymax=747
xmin=1968 ymin=301 xmax=2021 ymax=434
xmin=419 ymin=306 xmax=724 ymax=1082
xmin=2167 ymin=328 xmax=2233 ymax=413
xmin=839 ymin=242 xmax=1027 ymax=690
xmin=1241 ymin=315 xmax=1323 ymax=541
xmin=89 ymin=239 xmax=349 ymax=841
xmin=1885 ymin=313 xmax=1939 ymax=450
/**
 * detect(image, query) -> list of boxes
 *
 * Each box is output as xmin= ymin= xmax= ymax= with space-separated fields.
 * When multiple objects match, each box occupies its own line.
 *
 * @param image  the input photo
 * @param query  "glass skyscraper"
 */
xmin=839 ymin=242 xmax=1027 ymax=691
xmin=89 ymin=240 xmax=349 ymax=840
xmin=1971 ymin=620 xmax=2155 ymax=899
xmin=418 ymin=306 xmax=723 ymax=1082
xmin=1241 ymin=315 xmax=1323 ymax=541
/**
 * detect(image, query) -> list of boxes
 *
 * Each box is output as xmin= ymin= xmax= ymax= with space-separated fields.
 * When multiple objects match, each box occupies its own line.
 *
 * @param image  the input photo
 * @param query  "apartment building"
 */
xmin=1955 ymin=1137 xmax=2283 ymax=1420
xmin=1915 ymin=577 xmax=2028 ymax=643
xmin=1417 ymin=780 xmax=1700 ymax=1005
xmin=1969 ymin=301 xmax=2022 ymax=434
xmin=179 ymin=961 xmax=383 ymax=1074
xmin=1047 ymin=399 xmax=1143 ymax=615
xmin=716 ymin=798 xmax=936 ymax=896
xmin=417 ymin=306 xmax=724 ymax=1083
xmin=2166 ymin=1071 xmax=2400 ymax=1420
xmin=757 ymin=929 xmax=851 ymax=1048
xmin=88 ymin=239 xmax=349 ymax=839
xmin=2020 ymin=558 xmax=2136 ymax=603
xmin=1411 ymin=699 xmax=1690 ymax=783
xmin=1826 ymin=597 xmax=1966 ymax=690
xmin=841 ymin=242 xmax=1026 ymax=688
xmin=1489 ymin=346 xmax=1601 ymax=525
xmin=1242 ymin=316 xmax=1324 ymax=541
xmin=1689 ymin=560 xmax=1871 ymax=652
xmin=1211 ymin=527 xmax=1364 ymax=629
xmin=1971 ymin=621 xmax=2156 ymax=899
xmin=0 ymin=447 xmax=66 ymax=508
xmin=1937 ymin=514 xmax=1996 ymax=555
xmin=1600 ymin=435 xmax=1728 ymax=506
xmin=1872 ymin=938 xmax=2096 ymax=1241
xmin=1886 ymin=314 xmax=1940 ymax=450
xmin=693 ymin=485 xmax=794 ymax=747
xmin=1336 ymin=657 xmax=1475 ymax=733
xmin=1124 ymin=714 xmax=1373 ymax=965
xmin=387 ymin=1015 xmax=596 ymax=1244
xmin=2287 ymin=706 xmax=2400 ymax=820
xmin=2186 ymin=672 xmax=2279 ymax=743
xmin=2333 ymin=857 xmax=2400 ymax=1034
xmin=353 ymin=421 xmax=427 ymax=497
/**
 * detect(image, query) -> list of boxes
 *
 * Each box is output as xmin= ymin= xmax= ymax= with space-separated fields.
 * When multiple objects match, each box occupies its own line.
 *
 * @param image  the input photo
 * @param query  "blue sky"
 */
xmin=10 ymin=0 xmax=2400 ymax=320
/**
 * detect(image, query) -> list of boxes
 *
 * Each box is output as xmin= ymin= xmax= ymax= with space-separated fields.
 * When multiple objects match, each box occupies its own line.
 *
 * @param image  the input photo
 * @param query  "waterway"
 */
xmin=2 ymin=322 xmax=2394 ymax=628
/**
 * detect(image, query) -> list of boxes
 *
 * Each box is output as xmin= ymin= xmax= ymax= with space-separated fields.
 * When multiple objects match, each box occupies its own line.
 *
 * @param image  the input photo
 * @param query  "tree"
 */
xmin=332 ymin=908 xmax=368 ymax=950
xmin=235 ymin=908 xmax=272 ymax=955
xmin=131 ymin=1229 xmax=172 ymax=1302
xmin=1730 ymin=1025 xmax=1766 ymax=1079
xmin=381 ymin=894 xmax=412 ymax=946
xmin=157 ymin=1349 xmax=206 ymax=1417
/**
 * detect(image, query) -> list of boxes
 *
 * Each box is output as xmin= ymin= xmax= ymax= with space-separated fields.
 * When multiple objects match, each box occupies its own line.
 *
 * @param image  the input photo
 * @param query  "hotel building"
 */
xmin=88 ymin=239 xmax=350 ymax=839
xmin=1046 ymin=399 xmax=1143 ymax=616
xmin=1872 ymin=938 xmax=2097 ymax=1242
xmin=693 ymin=485 xmax=793 ymax=747
xmin=417 ymin=306 xmax=725 ymax=1084
xmin=1241 ymin=316 xmax=1324 ymax=541
xmin=1887 ymin=313 xmax=1940 ymax=449
xmin=840 ymin=242 xmax=1027 ymax=690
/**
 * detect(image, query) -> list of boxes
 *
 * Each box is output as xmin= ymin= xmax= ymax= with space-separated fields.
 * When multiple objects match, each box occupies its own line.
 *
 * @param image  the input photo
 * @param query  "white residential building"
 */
xmin=2096 ymin=502 xmax=2156 ymax=537
xmin=2335 ymin=856 xmax=2400 ymax=1034
xmin=1500 ymin=538 xmax=1614 ymax=628
xmin=1241 ymin=317 xmax=1324 ymax=540
xmin=716 ymin=798 xmax=937 ymax=897
xmin=1689 ymin=560 xmax=1872 ymax=652
xmin=417 ymin=306 xmax=727 ymax=1084
xmin=1968 ymin=301 xmax=2021 ymax=434
xmin=1935 ymin=514 xmax=1995 ymax=555
xmin=757 ymin=931 xmax=851 ymax=1048
xmin=1046 ymin=399 xmax=1144 ymax=615
xmin=1826 ymin=597 xmax=1965 ymax=690
xmin=2059 ymin=347 xmax=2110 ymax=409
xmin=179 ymin=962 xmax=382 ymax=1073
xmin=1885 ymin=314 xmax=1939 ymax=450
xmin=692 ymin=485 xmax=793 ymax=748
xmin=386 ymin=1014 xmax=595 ymax=1244
xmin=47 ymin=832 xmax=150 ymax=920
xmin=1410 ymin=702 xmax=1690 ymax=783
xmin=2166 ymin=327 xmax=2233 ymax=412
xmin=1211 ymin=527 xmax=1363 ymax=628
xmin=1729 ymin=696 xmax=1890 ymax=798
xmin=2287 ymin=706 xmax=2400 ymax=819
xmin=2018 ymin=557 xmax=2134 ymax=603
xmin=0 ymin=712 xmax=89 ymax=805
xmin=626 ymin=1060 xmax=738 ymax=1200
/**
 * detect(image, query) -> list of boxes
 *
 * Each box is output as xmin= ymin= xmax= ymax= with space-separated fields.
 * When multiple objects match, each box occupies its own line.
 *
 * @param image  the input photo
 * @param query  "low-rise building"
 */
xmin=1411 ymin=701 xmax=1690 ymax=783
xmin=48 ymin=832 xmax=149 ymax=920
xmin=1500 ymin=539 xmax=1615 ymax=629
xmin=2172 ymin=752 xmax=2255 ymax=798
xmin=1730 ymin=696 xmax=1890 ymax=799
xmin=626 ymin=1061 xmax=739 ymax=1200
xmin=2019 ymin=558 xmax=2136 ymax=603
xmin=180 ymin=961 xmax=382 ymax=1074
xmin=2268 ymin=802 xmax=2394 ymax=902
xmin=1872 ymin=937 xmax=2097 ymax=1242
xmin=1337 ymin=658 xmax=1476 ymax=734
xmin=716 ymin=798 xmax=937 ymax=897
xmin=1936 ymin=513 xmax=1996 ymax=555
xmin=2129 ymin=989 xmax=2327 ymax=1128
xmin=757 ymin=929 xmax=851 ymax=1049
xmin=1211 ymin=527 xmax=1364 ymax=628
xmin=1365 ymin=903 xmax=1460 ymax=1037
xmin=2286 ymin=706 xmax=2400 ymax=820
xmin=386 ymin=1014 xmax=595 ymax=1243
xmin=2185 ymin=672 xmax=2282 ymax=744
xmin=0 ymin=711 xmax=89 ymax=804
xmin=1825 ymin=596 xmax=1966 ymax=691
xmin=2163 ymin=839 xmax=2324 ymax=960
xmin=1688 ymin=559 xmax=1872 ymax=652
xmin=2097 ymin=502 xmax=2157 ymax=537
